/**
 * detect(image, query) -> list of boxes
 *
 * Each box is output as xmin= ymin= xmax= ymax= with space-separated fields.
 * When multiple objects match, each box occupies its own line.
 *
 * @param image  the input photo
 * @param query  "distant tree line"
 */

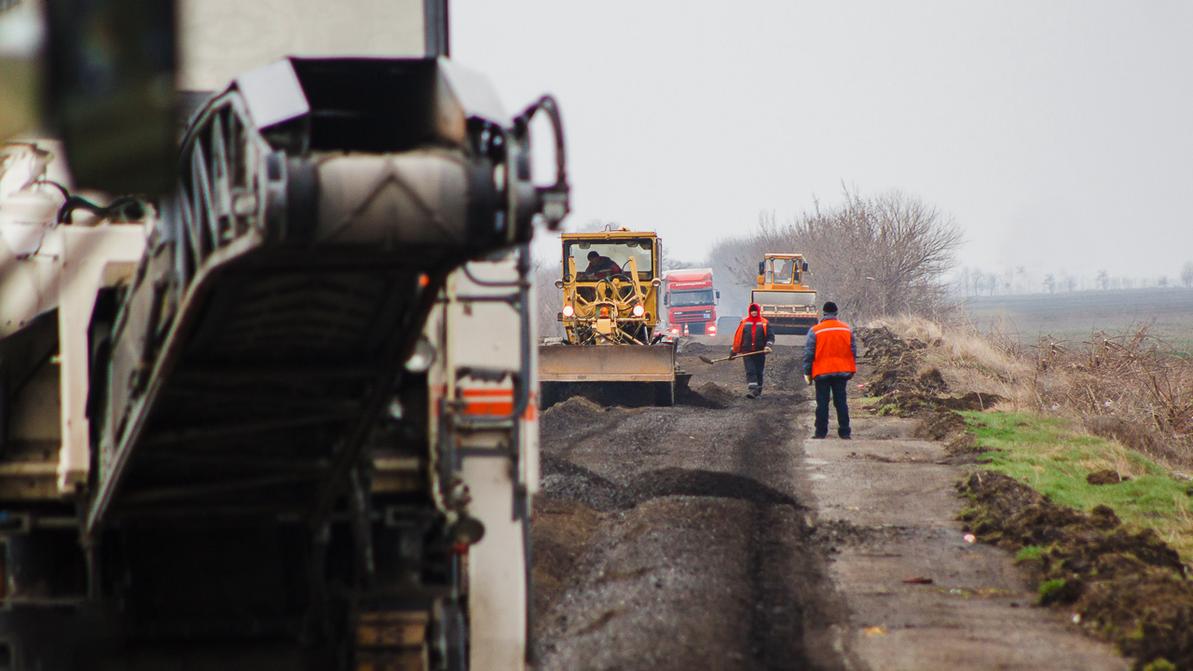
xmin=956 ymin=260 xmax=1193 ymax=297
xmin=708 ymin=189 xmax=962 ymax=319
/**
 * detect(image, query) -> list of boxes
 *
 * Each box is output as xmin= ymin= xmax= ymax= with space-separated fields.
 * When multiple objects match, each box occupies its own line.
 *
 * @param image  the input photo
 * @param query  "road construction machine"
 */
xmin=538 ymin=229 xmax=683 ymax=406
xmin=752 ymin=253 xmax=819 ymax=335
xmin=0 ymin=2 xmax=565 ymax=669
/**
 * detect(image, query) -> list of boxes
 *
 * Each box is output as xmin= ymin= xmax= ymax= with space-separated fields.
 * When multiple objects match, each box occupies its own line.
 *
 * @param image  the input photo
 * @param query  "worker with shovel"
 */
xmin=730 ymin=303 xmax=775 ymax=399
xmin=803 ymin=301 xmax=857 ymax=439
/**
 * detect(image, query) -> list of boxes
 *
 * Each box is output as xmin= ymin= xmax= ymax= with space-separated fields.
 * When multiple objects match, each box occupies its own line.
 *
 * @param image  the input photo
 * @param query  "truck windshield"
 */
xmin=566 ymin=239 xmax=654 ymax=281
xmin=670 ymin=289 xmax=714 ymax=307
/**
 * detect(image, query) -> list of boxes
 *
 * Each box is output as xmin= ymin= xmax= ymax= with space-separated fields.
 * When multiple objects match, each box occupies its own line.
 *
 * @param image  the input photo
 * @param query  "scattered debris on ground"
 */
xmin=959 ymin=471 xmax=1193 ymax=670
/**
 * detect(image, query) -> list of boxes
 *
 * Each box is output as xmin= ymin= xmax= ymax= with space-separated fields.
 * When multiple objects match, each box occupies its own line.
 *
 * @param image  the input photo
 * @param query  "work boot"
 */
xmin=754 ymin=387 xmax=764 ymax=399
xmin=745 ymin=383 xmax=759 ymax=399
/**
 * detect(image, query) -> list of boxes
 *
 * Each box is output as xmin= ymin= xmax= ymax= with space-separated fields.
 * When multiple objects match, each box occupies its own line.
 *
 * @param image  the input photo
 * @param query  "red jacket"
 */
xmin=732 ymin=304 xmax=774 ymax=354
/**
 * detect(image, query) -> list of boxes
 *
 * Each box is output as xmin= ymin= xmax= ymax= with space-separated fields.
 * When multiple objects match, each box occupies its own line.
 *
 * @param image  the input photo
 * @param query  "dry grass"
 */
xmin=1032 ymin=328 xmax=1193 ymax=468
xmin=869 ymin=314 xmax=1033 ymax=409
xmin=872 ymin=315 xmax=1193 ymax=469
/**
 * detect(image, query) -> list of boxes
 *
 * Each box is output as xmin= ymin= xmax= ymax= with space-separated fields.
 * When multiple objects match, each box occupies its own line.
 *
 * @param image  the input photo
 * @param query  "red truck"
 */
xmin=663 ymin=268 xmax=720 ymax=336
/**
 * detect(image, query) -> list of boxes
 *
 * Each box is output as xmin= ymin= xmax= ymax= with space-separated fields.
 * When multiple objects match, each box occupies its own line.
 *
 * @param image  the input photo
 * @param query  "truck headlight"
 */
xmin=632 ymin=304 xmax=645 ymax=317
xmin=562 ymin=304 xmax=574 ymax=317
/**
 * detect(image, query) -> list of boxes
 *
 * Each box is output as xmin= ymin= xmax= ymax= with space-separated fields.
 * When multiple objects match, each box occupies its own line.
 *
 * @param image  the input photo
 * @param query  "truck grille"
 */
xmin=673 ymin=309 xmax=711 ymax=321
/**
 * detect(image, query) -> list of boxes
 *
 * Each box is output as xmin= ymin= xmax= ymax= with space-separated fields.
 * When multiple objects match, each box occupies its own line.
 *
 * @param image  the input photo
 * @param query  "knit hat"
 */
xmin=823 ymin=301 xmax=838 ymax=315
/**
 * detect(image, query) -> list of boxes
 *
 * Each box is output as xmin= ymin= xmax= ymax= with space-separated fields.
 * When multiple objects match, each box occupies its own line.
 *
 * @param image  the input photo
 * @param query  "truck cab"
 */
xmin=662 ymin=268 xmax=719 ymax=336
xmin=752 ymin=253 xmax=819 ymax=335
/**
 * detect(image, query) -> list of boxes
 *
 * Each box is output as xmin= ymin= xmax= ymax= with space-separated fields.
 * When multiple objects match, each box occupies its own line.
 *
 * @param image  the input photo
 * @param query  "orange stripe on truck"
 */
xmin=460 ymin=388 xmax=515 ymax=416
xmin=463 ymin=401 xmax=515 ymax=416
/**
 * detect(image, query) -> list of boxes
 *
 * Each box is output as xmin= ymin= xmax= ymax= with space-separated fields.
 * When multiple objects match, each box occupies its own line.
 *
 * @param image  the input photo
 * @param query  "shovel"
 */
xmin=699 ymin=347 xmax=772 ymax=365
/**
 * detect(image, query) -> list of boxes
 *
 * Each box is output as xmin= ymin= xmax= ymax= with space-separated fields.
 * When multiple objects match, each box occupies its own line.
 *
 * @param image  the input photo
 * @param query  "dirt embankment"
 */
xmin=960 ymin=472 xmax=1193 ymax=670
xmin=859 ymin=325 xmax=1193 ymax=670
xmin=856 ymin=325 xmax=1000 ymax=456
xmin=531 ymin=345 xmax=851 ymax=670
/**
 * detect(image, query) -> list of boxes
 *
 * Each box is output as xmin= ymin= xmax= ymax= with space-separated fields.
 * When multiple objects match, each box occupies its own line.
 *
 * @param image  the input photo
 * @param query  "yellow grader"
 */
xmin=752 ymin=253 xmax=820 ymax=335
xmin=538 ymin=229 xmax=684 ymax=406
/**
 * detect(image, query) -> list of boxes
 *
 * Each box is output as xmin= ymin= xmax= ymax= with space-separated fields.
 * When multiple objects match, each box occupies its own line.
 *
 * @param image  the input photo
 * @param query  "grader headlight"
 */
xmin=631 ymin=304 xmax=645 ymax=318
xmin=562 ymin=304 xmax=575 ymax=318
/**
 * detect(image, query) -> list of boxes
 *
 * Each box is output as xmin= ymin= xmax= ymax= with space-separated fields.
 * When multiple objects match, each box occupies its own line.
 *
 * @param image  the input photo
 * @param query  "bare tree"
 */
xmin=662 ymin=257 xmax=706 ymax=271
xmin=1095 ymin=269 xmax=1109 ymax=290
xmin=1044 ymin=274 xmax=1056 ymax=294
xmin=709 ymin=190 xmax=962 ymax=319
xmin=1182 ymin=261 xmax=1193 ymax=289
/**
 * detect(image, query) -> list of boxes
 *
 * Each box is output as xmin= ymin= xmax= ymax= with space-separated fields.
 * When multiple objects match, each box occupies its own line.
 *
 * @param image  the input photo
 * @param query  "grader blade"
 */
xmin=539 ymin=343 xmax=675 ymax=383
xmin=538 ymin=342 xmax=680 ymax=407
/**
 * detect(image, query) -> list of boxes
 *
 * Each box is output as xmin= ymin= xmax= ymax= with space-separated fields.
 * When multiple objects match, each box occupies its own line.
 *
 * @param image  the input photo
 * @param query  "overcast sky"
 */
xmin=452 ymin=1 xmax=1193 ymax=282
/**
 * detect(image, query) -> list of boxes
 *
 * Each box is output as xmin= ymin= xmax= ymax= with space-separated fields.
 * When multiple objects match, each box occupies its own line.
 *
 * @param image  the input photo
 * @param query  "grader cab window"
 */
xmin=567 ymin=239 xmax=654 ymax=281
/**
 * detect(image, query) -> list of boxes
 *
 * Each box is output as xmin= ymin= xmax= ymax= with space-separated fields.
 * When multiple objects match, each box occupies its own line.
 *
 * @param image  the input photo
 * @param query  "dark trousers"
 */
xmin=814 ymin=376 xmax=851 ymax=437
xmin=743 ymin=355 xmax=766 ymax=388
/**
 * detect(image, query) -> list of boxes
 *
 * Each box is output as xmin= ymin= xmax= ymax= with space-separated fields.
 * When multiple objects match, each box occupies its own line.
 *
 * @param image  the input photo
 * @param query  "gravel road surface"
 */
xmin=531 ymin=339 xmax=1127 ymax=670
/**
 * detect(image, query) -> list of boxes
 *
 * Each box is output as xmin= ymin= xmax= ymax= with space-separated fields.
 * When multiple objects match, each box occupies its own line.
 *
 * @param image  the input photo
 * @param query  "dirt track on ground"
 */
xmin=531 ymin=338 xmax=1128 ymax=670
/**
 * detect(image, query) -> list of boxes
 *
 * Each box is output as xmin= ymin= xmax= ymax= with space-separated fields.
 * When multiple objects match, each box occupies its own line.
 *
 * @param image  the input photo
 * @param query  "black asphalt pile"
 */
xmin=677 ymin=381 xmax=736 ymax=409
xmin=959 ymin=471 xmax=1193 ymax=670
xmin=539 ymin=454 xmax=801 ymax=512
xmin=539 ymin=454 xmax=636 ymax=512
xmin=531 ymin=344 xmax=847 ymax=670
xmin=539 ymin=395 xmax=606 ymax=427
xmin=676 ymin=339 xmax=717 ymax=356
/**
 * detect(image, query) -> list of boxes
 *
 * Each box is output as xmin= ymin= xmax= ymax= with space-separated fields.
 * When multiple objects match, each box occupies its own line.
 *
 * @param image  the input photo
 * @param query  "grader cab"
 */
xmin=539 ymin=230 xmax=683 ymax=406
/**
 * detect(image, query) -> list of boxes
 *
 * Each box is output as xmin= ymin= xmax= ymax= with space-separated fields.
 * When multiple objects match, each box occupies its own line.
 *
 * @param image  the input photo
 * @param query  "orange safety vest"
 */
xmin=810 ymin=318 xmax=857 ymax=378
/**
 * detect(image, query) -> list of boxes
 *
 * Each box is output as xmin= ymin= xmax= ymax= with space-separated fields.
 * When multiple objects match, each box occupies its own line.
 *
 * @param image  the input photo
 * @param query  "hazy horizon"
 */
xmin=452 ymin=1 xmax=1193 ymax=282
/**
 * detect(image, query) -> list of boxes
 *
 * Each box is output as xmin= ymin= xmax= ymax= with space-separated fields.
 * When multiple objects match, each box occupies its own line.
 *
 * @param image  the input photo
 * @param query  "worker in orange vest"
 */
xmin=803 ymin=301 xmax=857 ymax=438
xmin=731 ymin=302 xmax=775 ymax=399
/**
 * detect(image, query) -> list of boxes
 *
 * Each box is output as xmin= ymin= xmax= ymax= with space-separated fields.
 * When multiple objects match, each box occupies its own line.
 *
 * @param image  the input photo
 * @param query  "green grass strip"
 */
xmin=961 ymin=410 xmax=1193 ymax=561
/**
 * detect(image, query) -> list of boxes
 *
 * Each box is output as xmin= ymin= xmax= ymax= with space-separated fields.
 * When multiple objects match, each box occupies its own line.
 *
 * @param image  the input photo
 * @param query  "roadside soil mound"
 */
xmin=855 ymin=325 xmax=928 ymax=396
xmin=878 ymin=389 xmax=1004 ymax=417
xmin=858 ymin=325 xmax=999 ymax=451
xmin=959 ymin=471 xmax=1193 ymax=670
